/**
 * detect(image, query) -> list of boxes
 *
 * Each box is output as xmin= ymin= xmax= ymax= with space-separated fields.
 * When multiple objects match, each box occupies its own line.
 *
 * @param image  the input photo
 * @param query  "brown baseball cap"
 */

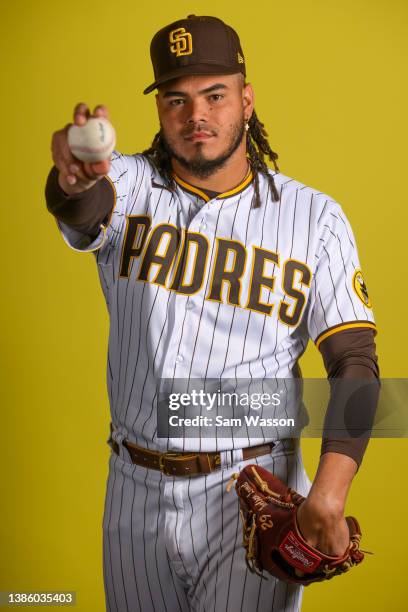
xmin=143 ymin=15 xmax=246 ymax=95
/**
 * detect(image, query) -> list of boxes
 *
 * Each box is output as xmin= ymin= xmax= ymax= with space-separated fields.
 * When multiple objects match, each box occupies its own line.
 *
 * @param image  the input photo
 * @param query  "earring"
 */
xmin=245 ymin=120 xmax=250 ymax=131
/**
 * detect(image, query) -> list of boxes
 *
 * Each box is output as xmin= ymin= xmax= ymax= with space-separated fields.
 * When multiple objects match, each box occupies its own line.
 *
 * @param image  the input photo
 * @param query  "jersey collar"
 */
xmin=172 ymin=167 xmax=254 ymax=202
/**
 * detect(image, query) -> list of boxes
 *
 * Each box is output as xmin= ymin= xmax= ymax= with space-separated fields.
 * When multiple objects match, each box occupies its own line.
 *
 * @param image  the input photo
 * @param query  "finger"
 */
xmin=89 ymin=159 xmax=111 ymax=175
xmin=53 ymin=128 xmax=86 ymax=185
xmin=68 ymin=162 xmax=96 ymax=184
xmin=67 ymin=158 xmax=110 ymax=183
xmin=68 ymin=163 xmax=81 ymax=176
xmin=54 ymin=153 xmax=77 ymax=185
xmin=54 ymin=155 xmax=71 ymax=179
xmin=52 ymin=129 xmax=75 ymax=172
xmin=57 ymin=155 xmax=78 ymax=185
xmin=73 ymin=102 xmax=90 ymax=125
xmin=82 ymin=162 xmax=104 ymax=181
xmin=93 ymin=104 xmax=109 ymax=119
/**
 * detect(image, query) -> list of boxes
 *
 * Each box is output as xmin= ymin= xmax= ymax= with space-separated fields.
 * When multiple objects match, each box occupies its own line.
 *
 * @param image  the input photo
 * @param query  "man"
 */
xmin=45 ymin=15 xmax=379 ymax=612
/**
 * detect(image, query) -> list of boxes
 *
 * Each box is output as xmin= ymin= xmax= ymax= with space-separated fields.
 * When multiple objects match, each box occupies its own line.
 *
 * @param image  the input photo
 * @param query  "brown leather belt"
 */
xmin=109 ymin=423 xmax=275 ymax=477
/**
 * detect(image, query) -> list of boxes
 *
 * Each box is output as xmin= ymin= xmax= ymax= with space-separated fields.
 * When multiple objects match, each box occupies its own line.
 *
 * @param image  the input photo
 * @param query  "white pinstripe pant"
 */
xmin=102 ymin=440 xmax=312 ymax=612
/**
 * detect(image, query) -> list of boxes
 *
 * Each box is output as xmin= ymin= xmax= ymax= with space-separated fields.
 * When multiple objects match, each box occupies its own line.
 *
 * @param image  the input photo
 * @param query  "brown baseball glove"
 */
xmin=227 ymin=463 xmax=367 ymax=585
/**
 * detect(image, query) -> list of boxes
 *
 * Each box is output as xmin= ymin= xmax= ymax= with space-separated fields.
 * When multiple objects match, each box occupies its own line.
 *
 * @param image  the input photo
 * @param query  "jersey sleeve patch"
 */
xmin=352 ymin=269 xmax=372 ymax=309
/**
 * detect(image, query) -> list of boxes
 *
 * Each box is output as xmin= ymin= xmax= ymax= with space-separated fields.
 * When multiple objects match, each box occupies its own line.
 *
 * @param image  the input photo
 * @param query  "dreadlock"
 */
xmin=142 ymin=109 xmax=280 ymax=208
xmin=246 ymin=110 xmax=280 ymax=207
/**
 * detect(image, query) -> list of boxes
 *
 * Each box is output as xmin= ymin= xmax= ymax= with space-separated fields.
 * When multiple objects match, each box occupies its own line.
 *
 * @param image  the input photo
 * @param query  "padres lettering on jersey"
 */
xmin=56 ymin=152 xmax=376 ymax=452
xmin=118 ymin=214 xmax=310 ymax=326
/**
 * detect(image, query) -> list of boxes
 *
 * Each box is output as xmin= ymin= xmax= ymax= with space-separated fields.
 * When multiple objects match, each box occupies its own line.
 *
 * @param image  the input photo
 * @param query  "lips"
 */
xmin=185 ymin=131 xmax=214 ymax=142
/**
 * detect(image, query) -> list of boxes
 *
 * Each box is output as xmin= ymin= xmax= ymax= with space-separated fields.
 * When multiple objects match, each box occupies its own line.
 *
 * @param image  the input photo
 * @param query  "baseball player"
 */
xmin=45 ymin=15 xmax=379 ymax=612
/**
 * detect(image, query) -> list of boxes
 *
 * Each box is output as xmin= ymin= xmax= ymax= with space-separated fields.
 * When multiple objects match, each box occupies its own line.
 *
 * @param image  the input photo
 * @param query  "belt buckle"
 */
xmin=159 ymin=451 xmax=183 ymax=476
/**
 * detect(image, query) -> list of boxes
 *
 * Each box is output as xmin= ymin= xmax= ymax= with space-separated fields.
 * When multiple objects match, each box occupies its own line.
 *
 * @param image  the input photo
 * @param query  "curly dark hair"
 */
xmin=142 ymin=110 xmax=280 ymax=208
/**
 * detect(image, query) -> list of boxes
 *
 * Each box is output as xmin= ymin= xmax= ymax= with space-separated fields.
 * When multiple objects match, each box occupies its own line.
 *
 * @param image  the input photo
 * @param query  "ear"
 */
xmin=242 ymin=82 xmax=254 ymax=120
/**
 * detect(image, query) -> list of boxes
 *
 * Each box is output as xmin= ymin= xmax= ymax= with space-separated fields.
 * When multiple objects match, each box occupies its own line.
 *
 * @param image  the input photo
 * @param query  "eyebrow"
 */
xmin=162 ymin=83 xmax=228 ymax=98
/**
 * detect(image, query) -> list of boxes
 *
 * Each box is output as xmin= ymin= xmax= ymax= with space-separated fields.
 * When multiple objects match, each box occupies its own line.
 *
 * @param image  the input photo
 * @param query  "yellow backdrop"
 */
xmin=1 ymin=0 xmax=407 ymax=609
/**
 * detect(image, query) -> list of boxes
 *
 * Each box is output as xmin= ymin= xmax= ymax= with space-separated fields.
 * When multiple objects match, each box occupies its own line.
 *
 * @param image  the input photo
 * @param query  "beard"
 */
xmin=162 ymin=118 xmax=246 ymax=179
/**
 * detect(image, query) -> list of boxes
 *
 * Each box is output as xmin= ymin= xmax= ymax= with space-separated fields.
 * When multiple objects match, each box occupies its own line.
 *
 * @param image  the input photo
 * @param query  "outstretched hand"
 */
xmin=51 ymin=102 xmax=112 ymax=195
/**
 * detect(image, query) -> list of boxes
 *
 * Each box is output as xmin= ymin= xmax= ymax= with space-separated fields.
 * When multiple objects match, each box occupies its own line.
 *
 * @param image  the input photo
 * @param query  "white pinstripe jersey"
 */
xmin=57 ymin=152 xmax=376 ymax=452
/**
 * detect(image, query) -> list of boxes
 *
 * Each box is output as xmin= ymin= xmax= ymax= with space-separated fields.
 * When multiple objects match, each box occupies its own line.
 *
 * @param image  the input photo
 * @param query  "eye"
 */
xmin=209 ymin=94 xmax=224 ymax=102
xmin=169 ymin=98 xmax=185 ymax=106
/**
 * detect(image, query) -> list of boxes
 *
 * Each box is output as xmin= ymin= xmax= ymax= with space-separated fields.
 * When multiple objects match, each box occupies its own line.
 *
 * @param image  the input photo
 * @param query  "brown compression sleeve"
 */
xmin=318 ymin=328 xmax=380 ymax=469
xmin=45 ymin=166 xmax=115 ymax=239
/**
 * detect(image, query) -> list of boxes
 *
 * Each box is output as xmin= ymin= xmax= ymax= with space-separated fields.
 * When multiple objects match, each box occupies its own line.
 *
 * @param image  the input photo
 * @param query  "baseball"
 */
xmin=67 ymin=117 xmax=116 ymax=163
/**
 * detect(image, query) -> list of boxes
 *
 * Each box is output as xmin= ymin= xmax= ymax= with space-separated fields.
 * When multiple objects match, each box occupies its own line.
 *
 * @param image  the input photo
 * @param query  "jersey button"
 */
xmin=175 ymin=354 xmax=184 ymax=364
xmin=185 ymin=301 xmax=193 ymax=310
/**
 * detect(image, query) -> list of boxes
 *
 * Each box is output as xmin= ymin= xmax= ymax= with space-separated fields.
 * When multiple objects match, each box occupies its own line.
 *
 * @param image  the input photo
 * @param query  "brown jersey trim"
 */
xmin=172 ymin=167 xmax=253 ymax=201
xmin=172 ymin=175 xmax=211 ymax=202
xmin=315 ymin=321 xmax=377 ymax=349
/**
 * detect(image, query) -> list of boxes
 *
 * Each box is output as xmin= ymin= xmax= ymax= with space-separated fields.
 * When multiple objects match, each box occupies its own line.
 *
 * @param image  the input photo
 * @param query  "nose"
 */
xmin=185 ymin=97 xmax=208 ymax=125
